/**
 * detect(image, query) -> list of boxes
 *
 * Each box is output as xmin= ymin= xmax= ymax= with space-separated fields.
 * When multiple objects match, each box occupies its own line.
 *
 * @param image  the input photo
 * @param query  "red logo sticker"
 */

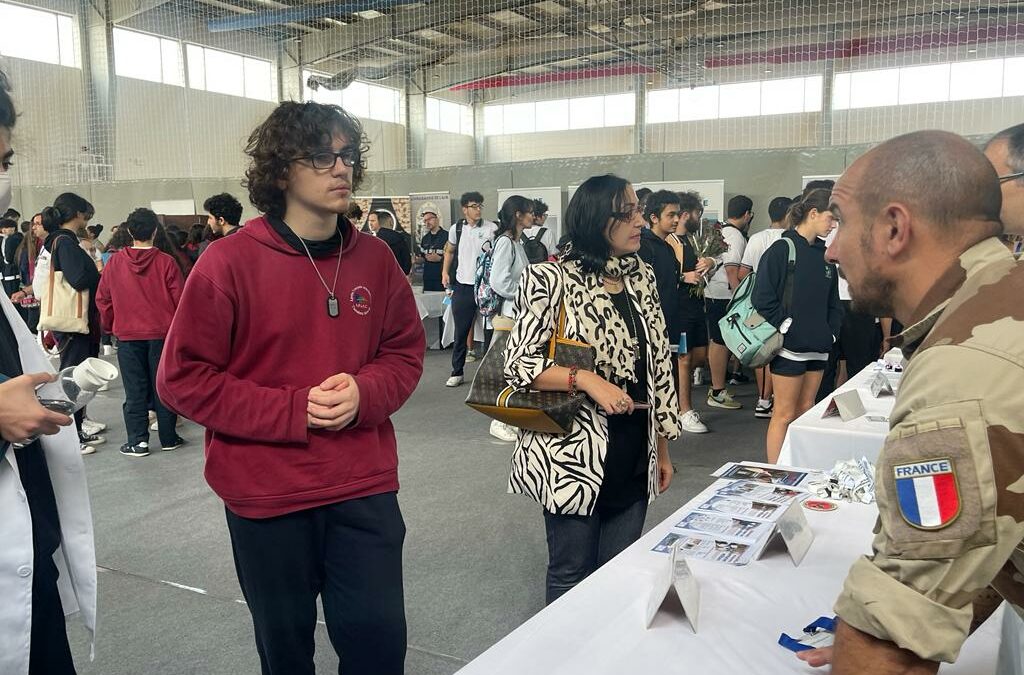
xmin=350 ymin=286 xmax=371 ymax=316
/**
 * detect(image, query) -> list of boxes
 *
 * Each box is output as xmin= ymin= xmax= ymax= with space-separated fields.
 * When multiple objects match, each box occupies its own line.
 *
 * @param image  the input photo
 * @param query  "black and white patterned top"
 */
xmin=503 ymin=258 xmax=682 ymax=516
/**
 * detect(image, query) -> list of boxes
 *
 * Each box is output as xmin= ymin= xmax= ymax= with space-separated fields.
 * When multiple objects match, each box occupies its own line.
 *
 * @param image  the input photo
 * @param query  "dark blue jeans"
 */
xmin=116 ymin=338 xmax=177 ymax=446
xmin=542 ymin=498 xmax=648 ymax=604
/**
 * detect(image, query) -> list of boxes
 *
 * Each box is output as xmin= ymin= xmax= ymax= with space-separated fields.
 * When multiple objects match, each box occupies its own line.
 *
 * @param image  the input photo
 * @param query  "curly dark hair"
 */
xmin=244 ymin=101 xmax=369 ymax=218
xmin=0 ymin=69 xmax=15 ymax=131
xmin=203 ymin=193 xmax=243 ymax=226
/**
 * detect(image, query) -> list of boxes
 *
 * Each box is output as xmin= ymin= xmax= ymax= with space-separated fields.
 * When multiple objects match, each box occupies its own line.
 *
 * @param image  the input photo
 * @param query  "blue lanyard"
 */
xmin=778 ymin=616 xmax=837 ymax=652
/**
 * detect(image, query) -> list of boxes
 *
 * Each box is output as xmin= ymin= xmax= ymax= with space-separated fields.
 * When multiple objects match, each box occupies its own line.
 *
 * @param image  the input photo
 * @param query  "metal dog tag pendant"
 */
xmin=327 ymin=294 xmax=340 ymax=318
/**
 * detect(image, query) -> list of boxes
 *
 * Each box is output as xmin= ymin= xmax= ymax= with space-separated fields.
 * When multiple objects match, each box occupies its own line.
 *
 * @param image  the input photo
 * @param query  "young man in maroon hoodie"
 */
xmin=96 ymin=207 xmax=184 ymax=457
xmin=157 ymin=101 xmax=425 ymax=675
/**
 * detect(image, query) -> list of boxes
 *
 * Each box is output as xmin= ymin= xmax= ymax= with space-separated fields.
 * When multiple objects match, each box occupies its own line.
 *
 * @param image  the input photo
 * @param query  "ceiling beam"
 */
xmin=302 ymin=0 xmax=544 ymax=65
xmin=425 ymin=0 xmax=1016 ymax=91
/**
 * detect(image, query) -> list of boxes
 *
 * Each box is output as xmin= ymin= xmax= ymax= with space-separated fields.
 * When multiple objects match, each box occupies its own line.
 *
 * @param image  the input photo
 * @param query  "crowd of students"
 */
xmin=1 ymin=188 xmax=247 ymax=457
xmin=4 ymin=60 xmax=1024 ymax=674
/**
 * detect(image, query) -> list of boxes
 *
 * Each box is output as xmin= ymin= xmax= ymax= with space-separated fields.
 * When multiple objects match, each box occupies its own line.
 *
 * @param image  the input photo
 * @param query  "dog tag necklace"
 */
xmin=297 ymin=228 xmax=344 ymax=318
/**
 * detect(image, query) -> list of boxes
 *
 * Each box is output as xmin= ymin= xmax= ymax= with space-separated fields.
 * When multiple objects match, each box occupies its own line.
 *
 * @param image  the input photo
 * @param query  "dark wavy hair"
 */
xmin=125 ymin=208 xmax=160 ymax=241
xmin=41 ymin=192 xmax=94 ymax=233
xmin=0 ymin=69 xmax=15 ymax=131
xmin=561 ymin=174 xmax=632 ymax=274
xmin=203 ymin=193 xmax=243 ymax=226
xmin=495 ymin=195 xmax=534 ymax=238
xmin=786 ymin=188 xmax=832 ymax=229
xmin=107 ymin=225 xmax=133 ymax=251
xmin=643 ymin=189 xmax=680 ymax=224
xmin=244 ymin=101 xmax=369 ymax=218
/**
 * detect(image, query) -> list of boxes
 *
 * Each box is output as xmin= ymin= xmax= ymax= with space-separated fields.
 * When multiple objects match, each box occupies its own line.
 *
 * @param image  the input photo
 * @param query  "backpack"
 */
xmin=474 ymin=240 xmax=501 ymax=318
xmin=717 ymin=237 xmax=796 ymax=368
xmin=522 ymin=227 xmax=549 ymax=264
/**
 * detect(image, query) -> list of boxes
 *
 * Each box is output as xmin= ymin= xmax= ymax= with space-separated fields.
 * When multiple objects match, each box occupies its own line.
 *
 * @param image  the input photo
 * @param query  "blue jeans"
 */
xmin=542 ymin=498 xmax=648 ymax=604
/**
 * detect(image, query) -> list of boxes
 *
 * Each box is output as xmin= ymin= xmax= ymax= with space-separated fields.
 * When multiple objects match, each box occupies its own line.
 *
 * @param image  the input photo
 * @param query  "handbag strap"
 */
xmin=547 ymin=265 xmax=569 ymax=360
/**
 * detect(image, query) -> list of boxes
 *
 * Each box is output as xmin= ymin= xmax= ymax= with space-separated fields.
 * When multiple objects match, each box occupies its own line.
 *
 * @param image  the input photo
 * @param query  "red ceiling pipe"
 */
xmin=705 ymin=23 xmax=1024 ymax=68
xmin=450 ymin=63 xmax=655 ymax=91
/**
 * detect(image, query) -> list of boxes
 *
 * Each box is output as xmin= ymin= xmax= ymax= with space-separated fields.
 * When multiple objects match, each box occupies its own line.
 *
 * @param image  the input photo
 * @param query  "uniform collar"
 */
xmin=893 ymin=237 xmax=1011 ymax=359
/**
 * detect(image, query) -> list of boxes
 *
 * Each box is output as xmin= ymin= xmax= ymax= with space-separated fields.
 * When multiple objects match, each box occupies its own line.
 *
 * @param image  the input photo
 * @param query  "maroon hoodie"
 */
xmin=96 ymin=247 xmax=183 ymax=340
xmin=157 ymin=216 xmax=425 ymax=518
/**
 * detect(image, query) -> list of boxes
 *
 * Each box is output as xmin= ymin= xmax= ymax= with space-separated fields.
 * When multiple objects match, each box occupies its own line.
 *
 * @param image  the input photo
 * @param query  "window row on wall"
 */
xmin=647 ymin=76 xmax=823 ymax=123
xmin=112 ymin=28 xmax=276 ymax=101
xmin=484 ymin=93 xmax=636 ymax=136
xmin=833 ymin=57 xmax=1024 ymax=109
xmin=302 ymin=70 xmax=404 ymax=125
xmin=0 ymin=1 xmax=77 ymax=67
xmin=427 ymin=97 xmax=473 ymax=135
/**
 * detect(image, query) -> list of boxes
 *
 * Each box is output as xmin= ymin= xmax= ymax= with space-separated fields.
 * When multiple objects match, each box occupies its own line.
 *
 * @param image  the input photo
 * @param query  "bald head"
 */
xmin=850 ymin=130 xmax=1002 ymax=242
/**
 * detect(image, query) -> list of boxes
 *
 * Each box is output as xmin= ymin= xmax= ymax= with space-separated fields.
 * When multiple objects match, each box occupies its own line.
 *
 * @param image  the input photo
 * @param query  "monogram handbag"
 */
xmin=38 ymin=240 xmax=90 ymax=334
xmin=466 ymin=297 xmax=595 ymax=435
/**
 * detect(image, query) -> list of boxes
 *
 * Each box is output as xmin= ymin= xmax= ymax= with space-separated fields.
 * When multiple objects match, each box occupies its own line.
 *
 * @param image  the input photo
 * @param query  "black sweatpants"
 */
xmin=225 ymin=492 xmax=407 ymax=675
xmin=56 ymin=332 xmax=99 ymax=433
xmin=117 ymin=339 xmax=177 ymax=447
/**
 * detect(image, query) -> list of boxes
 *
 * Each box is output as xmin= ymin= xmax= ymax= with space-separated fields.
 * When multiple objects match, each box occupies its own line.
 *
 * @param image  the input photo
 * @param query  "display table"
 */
xmin=414 ymin=290 xmax=446 ymax=349
xmin=778 ymin=364 xmax=898 ymax=468
xmin=456 ymin=494 xmax=1003 ymax=675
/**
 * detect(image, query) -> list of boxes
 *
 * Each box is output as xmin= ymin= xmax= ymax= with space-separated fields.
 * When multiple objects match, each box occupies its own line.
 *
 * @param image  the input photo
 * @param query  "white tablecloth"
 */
xmin=414 ymin=291 xmax=447 ymax=350
xmin=456 ymin=494 xmax=1003 ymax=675
xmin=777 ymin=364 xmax=899 ymax=469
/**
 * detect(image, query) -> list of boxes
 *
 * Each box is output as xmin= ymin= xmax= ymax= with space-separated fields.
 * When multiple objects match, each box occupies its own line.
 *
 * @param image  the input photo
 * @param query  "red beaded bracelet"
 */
xmin=568 ymin=366 xmax=579 ymax=398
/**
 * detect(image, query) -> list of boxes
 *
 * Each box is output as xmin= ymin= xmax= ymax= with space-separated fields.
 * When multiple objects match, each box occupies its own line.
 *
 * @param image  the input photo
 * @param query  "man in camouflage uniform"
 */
xmin=800 ymin=129 xmax=1023 ymax=673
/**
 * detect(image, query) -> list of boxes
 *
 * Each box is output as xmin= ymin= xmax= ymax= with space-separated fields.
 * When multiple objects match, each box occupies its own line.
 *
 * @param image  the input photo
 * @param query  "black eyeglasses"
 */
xmin=612 ymin=204 xmax=642 ymax=221
xmin=293 ymin=147 xmax=361 ymax=170
xmin=464 ymin=203 xmax=482 ymax=209
xmin=999 ymin=171 xmax=1024 ymax=183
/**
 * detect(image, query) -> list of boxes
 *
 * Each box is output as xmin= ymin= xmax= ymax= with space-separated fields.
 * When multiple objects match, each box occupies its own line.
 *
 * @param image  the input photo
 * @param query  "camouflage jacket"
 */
xmin=834 ymin=236 xmax=1024 ymax=662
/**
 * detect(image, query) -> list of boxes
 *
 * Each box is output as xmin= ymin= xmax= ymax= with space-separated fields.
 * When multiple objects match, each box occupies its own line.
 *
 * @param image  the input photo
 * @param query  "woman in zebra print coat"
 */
xmin=503 ymin=174 xmax=682 ymax=603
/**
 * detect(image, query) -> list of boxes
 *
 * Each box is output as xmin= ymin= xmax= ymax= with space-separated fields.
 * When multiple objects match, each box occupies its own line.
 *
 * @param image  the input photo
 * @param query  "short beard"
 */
xmin=846 ymin=229 xmax=895 ymax=316
xmin=683 ymin=218 xmax=699 ymax=234
xmin=849 ymin=274 xmax=895 ymax=317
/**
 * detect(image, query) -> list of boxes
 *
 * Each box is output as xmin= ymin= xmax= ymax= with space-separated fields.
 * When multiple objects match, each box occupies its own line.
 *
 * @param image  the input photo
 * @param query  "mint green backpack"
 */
xmin=718 ymin=237 xmax=796 ymax=368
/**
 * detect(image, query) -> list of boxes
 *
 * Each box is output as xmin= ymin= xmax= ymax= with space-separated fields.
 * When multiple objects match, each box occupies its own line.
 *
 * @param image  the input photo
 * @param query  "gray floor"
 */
xmin=65 ymin=349 xmax=773 ymax=674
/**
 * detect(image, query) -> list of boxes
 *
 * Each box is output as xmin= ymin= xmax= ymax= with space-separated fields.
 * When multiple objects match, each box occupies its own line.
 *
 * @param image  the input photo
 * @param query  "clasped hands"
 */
xmin=306 ymin=373 xmax=360 ymax=431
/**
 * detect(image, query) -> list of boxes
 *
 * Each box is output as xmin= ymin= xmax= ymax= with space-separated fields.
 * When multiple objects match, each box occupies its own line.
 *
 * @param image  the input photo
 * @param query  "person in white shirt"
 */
xmin=522 ymin=199 xmax=557 ymax=261
xmin=705 ymin=195 xmax=752 ymax=410
xmin=487 ymin=195 xmax=533 ymax=441
xmin=738 ymin=195 xmax=793 ymax=419
xmin=442 ymin=191 xmax=497 ymax=387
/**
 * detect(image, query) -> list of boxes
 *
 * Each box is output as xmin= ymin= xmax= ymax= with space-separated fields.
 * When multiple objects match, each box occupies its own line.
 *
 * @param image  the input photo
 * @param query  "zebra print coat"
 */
xmin=503 ymin=258 xmax=682 ymax=516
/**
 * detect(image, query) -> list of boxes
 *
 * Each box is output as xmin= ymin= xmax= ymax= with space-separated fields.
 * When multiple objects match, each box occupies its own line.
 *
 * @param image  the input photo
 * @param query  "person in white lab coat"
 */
xmin=0 ymin=68 xmax=97 ymax=675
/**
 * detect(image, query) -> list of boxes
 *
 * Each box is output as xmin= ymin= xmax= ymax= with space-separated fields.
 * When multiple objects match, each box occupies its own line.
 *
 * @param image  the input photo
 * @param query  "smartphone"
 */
xmin=677 ymin=332 xmax=688 ymax=355
xmin=632 ymin=402 xmax=652 ymax=410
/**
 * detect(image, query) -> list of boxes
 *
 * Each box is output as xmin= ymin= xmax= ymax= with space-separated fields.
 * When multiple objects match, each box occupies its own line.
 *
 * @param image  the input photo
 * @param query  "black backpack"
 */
xmin=522 ymin=227 xmax=549 ymax=264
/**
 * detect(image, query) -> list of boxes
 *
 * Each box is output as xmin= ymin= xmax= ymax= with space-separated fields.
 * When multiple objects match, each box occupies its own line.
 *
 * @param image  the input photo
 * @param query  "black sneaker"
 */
xmin=119 ymin=442 xmax=150 ymax=458
xmin=728 ymin=372 xmax=751 ymax=385
xmin=162 ymin=436 xmax=186 ymax=452
xmin=79 ymin=431 xmax=106 ymax=447
xmin=754 ymin=400 xmax=774 ymax=419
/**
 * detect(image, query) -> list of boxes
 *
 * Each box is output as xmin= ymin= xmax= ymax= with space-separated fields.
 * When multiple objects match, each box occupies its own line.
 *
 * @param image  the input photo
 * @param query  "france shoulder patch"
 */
xmin=893 ymin=459 xmax=961 ymax=530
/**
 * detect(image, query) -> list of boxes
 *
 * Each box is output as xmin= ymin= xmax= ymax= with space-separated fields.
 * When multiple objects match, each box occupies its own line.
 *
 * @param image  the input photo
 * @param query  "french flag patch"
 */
xmin=893 ymin=459 xmax=961 ymax=530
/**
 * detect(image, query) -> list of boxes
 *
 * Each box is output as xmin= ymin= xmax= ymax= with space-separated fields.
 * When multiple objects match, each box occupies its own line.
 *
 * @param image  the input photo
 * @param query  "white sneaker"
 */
xmin=102 ymin=344 xmax=116 ymax=356
xmin=466 ymin=352 xmax=478 ymax=363
xmin=489 ymin=420 xmax=518 ymax=442
xmin=445 ymin=375 xmax=464 ymax=387
xmin=679 ymin=410 xmax=709 ymax=434
xmin=692 ymin=369 xmax=704 ymax=386
xmin=80 ymin=444 xmax=96 ymax=456
xmin=81 ymin=418 xmax=107 ymax=435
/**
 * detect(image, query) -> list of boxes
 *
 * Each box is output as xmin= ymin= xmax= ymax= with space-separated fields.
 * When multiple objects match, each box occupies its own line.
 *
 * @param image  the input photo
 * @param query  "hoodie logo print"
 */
xmin=350 ymin=286 xmax=371 ymax=316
